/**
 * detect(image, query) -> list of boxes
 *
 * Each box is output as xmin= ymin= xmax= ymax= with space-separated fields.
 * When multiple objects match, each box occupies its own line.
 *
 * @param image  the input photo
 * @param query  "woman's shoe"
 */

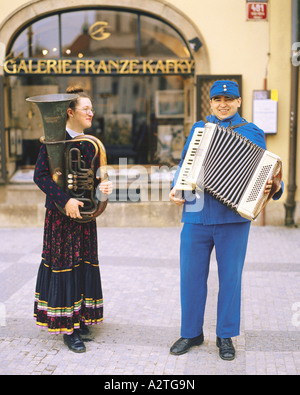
xmin=63 ymin=330 xmax=86 ymax=353
xmin=79 ymin=321 xmax=90 ymax=336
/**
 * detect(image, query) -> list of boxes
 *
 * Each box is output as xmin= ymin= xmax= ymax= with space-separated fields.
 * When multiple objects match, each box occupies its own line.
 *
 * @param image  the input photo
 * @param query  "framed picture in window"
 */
xmin=156 ymin=124 xmax=184 ymax=162
xmin=155 ymin=90 xmax=184 ymax=118
xmin=104 ymin=114 xmax=132 ymax=145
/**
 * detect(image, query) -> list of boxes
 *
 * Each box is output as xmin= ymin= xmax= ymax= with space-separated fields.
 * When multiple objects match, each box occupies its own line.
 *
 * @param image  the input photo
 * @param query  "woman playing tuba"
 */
xmin=33 ymin=86 xmax=112 ymax=352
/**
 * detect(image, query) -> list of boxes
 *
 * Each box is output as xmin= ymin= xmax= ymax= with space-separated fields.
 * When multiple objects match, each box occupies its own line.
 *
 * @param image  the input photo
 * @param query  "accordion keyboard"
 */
xmin=174 ymin=127 xmax=204 ymax=192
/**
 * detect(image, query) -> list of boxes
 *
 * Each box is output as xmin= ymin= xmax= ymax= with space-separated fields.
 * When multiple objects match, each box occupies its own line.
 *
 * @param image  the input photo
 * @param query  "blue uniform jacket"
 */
xmin=172 ymin=112 xmax=284 ymax=225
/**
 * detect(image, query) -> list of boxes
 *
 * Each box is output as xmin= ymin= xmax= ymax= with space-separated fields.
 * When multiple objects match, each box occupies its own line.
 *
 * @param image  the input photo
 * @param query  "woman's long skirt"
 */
xmin=34 ymin=208 xmax=103 ymax=334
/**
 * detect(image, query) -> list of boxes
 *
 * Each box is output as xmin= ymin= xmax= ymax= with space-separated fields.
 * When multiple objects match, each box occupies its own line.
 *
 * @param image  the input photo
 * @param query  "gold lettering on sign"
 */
xmin=46 ymin=60 xmax=57 ymax=73
xmin=62 ymin=60 xmax=73 ymax=74
xmin=89 ymin=21 xmax=111 ymax=41
xmin=36 ymin=60 xmax=47 ymax=74
xmin=129 ymin=60 xmax=139 ymax=74
xmin=85 ymin=60 xmax=96 ymax=74
xmin=76 ymin=60 xmax=85 ymax=74
xmin=108 ymin=60 xmax=119 ymax=73
xmin=143 ymin=60 xmax=154 ymax=74
xmin=184 ymin=59 xmax=194 ymax=74
xmin=165 ymin=60 xmax=175 ymax=73
xmin=96 ymin=60 xmax=108 ymax=73
xmin=18 ymin=59 xmax=28 ymax=73
xmin=120 ymin=60 xmax=129 ymax=74
xmin=4 ymin=60 xmax=16 ymax=73
xmin=154 ymin=60 xmax=165 ymax=73
xmin=3 ymin=58 xmax=195 ymax=75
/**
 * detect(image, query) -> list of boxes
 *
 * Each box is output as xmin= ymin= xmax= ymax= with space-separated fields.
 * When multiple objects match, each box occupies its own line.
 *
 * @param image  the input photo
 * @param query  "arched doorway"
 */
xmin=1 ymin=1 xmax=209 ymax=187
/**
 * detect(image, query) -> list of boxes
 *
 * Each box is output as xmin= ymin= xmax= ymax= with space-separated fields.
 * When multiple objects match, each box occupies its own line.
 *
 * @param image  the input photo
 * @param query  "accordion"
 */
xmin=174 ymin=123 xmax=282 ymax=220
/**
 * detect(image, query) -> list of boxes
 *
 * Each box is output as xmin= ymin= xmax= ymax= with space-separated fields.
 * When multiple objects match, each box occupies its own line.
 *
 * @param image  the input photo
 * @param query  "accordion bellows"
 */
xmin=174 ymin=123 xmax=282 ymax=220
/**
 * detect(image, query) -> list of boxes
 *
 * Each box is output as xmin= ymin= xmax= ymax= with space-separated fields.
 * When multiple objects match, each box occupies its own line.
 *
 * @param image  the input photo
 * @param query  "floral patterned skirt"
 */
xmin=34 ymin=208 xmax=103 ymax=334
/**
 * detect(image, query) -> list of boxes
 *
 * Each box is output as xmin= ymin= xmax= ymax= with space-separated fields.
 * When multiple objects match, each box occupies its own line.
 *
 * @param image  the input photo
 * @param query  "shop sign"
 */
xmin=89 ymin=21 xmax=111 ymax=41
xmin=3 ymin=58 xmax=195 ymax=76
xmin=246 ymin=2 xmax=267 ymax=20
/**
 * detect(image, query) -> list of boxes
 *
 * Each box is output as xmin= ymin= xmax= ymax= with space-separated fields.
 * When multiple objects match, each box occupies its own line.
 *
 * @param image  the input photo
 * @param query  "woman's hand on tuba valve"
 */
xmin=99 ymin=180 xmax=113 ymax=195
xmin=65 ymin=198 xmax=84 ymax=219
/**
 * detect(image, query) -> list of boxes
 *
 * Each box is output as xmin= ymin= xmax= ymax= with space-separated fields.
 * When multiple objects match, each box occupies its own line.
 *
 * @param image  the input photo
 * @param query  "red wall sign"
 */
xmin=247 ymin=2 xmax=267 ymax=20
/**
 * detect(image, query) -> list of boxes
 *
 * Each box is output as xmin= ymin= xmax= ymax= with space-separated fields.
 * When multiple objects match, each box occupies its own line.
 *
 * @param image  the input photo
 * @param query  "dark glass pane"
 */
xmin=7 ymin=73 xmax=184 ymax=167
xmin=10 ymin=15 xmax=59 ymax=58
xmin=61 ymin=10 xmax=138 ymax=58
xmin=140 ymin=15 xmax=190 ymax=58
xmin=9 ymin=9 xmax=191 ymax=60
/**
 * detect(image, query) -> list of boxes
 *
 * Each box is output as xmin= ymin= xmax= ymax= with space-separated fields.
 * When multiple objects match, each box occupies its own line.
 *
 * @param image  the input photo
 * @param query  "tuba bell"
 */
xmin=26 ymin=93 xmax=108 ymax=222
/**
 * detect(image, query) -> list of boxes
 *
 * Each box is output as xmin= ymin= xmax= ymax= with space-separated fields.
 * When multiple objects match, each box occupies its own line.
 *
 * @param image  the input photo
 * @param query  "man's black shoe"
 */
xmin=216 ymin=337 xmax=235 ymax=360
xmin=170 ymin=333 xmax=204 ymax=355
xmin=63 ymin=330 xmax=86 ymax=353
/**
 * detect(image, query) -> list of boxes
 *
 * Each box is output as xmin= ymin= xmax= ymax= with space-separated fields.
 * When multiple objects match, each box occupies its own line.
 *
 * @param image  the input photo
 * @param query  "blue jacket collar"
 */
xmin=206 ymin=112 xmax=243 ymax=126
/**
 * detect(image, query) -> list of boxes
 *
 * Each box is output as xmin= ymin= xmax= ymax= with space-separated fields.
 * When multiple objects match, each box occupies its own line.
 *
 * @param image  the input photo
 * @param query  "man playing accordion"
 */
xmin=169 ymin=80 xmax=283 ymax=360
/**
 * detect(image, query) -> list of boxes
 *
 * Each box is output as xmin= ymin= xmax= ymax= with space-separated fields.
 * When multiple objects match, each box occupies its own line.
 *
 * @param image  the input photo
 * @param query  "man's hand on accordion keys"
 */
xmin=264 ymin=170 xmax=282 ymax=197
xmin=169 ymin=187 xmax=185 ymax=206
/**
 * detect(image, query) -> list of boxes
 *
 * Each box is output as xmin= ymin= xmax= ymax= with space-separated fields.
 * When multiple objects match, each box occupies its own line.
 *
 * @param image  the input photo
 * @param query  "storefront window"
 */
xmin=9 ymin=15 xmax=59 ymax=58
xmin=61 ymin=10 xmax=138 ymax=58
xmin=9 ymin=9 xmax=191 ymax=60
xmin=6 ymin=73 xmax=184 ymax=167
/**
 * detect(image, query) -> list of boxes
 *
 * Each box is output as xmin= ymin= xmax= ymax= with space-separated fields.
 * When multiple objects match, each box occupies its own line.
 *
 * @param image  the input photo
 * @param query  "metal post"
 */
xmin=285 ymin=0 xmax=299 ymax=227
xmin=0 ymin=75 xmax=7 ymax=184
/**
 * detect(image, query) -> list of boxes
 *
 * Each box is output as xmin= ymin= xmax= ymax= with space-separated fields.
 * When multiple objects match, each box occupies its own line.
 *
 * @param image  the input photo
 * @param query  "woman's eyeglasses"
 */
xmin=76 ymin=107 xmax=95 ymax=115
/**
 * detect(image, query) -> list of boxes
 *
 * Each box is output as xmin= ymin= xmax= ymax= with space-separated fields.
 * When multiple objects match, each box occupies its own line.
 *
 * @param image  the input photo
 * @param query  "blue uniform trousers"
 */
xmin=180 ymin=221 xmax=251 ymax=339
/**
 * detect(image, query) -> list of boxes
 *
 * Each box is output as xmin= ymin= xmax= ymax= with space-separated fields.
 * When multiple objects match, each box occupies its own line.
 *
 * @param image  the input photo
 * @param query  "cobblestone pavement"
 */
xmin=0 ymin=225 xmax=299 ymax=377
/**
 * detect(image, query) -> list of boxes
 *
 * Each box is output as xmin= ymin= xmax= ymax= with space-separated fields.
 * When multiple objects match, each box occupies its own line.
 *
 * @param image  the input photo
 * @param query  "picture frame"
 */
xmin=155 ymin=90 xmax=184 ymax=118
xmin=104 ymin=114 xmax=132 ymax=145
xmin=156 ymin=124 xmax=184 ymax=162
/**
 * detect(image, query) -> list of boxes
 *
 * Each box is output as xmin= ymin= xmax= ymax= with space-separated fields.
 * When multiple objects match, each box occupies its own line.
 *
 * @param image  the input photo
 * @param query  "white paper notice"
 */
xmin=253 ymin=99 xmax=277 ymax=134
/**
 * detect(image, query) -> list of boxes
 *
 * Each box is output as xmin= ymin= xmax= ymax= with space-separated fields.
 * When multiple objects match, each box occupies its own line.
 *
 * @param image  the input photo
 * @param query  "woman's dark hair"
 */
xmin=66 ymin=86 xmax=91 ymax=114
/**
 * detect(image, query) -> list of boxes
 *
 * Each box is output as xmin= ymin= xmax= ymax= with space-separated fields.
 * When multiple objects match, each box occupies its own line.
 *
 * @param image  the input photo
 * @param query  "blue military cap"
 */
xmin=210 ymin=80 xmax=240 ymax=99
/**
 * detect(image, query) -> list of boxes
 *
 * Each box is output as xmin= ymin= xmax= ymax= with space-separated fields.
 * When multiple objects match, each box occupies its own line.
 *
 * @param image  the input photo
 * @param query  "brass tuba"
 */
xmin=26 ymin=93 xmax=108 ymax=222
